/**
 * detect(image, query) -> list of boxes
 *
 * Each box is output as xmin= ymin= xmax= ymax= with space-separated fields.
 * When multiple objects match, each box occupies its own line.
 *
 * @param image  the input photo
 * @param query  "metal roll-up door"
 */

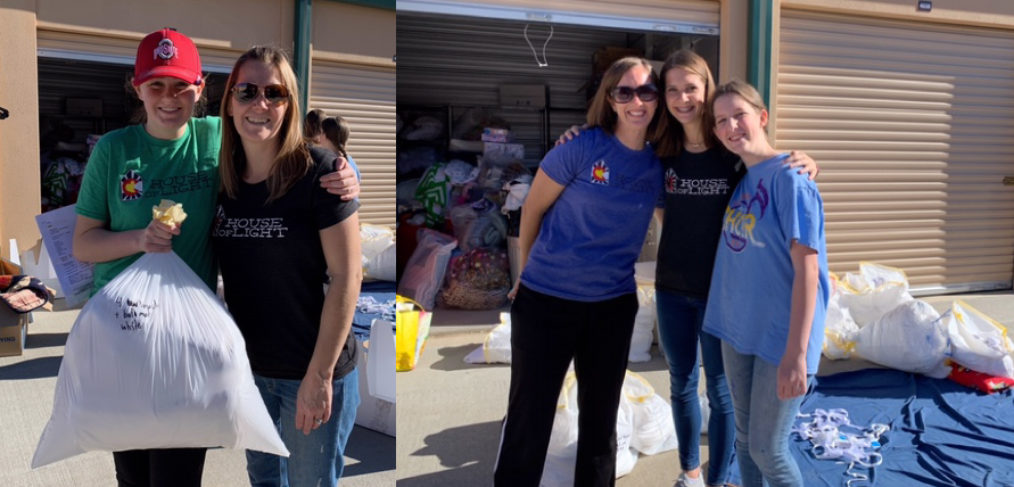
xmin=37 ymin=29 xmax=238 ymax=72
xmin=776 ymin=11 xmax=1014 ymax=293
xmin=309 ymin=61 xmax=396 ymax=226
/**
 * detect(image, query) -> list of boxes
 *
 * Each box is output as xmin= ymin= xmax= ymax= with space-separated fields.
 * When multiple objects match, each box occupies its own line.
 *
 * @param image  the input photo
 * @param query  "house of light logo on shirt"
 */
xmin=665 ymin=168 xmax=678 ymax=193
xmin=212 ymin=206 xmax=289 ymax=238
xmin=722 ymin=179 xmax=769 ymax=252
xmin=591 ymin=160 xmax=609 ymax=185
xmin=120 ymin=170 xmax=144 ymax=201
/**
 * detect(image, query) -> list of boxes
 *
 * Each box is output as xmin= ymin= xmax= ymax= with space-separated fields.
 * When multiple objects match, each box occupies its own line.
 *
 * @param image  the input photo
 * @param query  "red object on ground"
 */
xmin=948 ymin=363 xmax=1014 ymax=393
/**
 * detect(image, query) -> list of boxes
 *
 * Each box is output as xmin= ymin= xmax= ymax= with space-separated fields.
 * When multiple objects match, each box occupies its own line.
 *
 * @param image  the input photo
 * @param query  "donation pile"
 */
xmin=822 ymin=262 xmax=1014 ymax=389
xmin=33 ymin=200 xmax=287 ymax=468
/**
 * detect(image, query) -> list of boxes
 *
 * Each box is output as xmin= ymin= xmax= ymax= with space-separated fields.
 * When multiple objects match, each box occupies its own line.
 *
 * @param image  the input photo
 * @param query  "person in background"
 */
xmin=702 ymin=79 xmax=828 ymax=487
xmin=73 ymin=28 xmax=360 ymax=487
xmin=213 ymin=45 xmax=362 ymax=487
xmin=495 ymin=56 xmax=663 ymax=487
xmin=557 ymin=49 xmax=818 ymax=487
xmin=305 ymin=108 xmax=360 ymax=181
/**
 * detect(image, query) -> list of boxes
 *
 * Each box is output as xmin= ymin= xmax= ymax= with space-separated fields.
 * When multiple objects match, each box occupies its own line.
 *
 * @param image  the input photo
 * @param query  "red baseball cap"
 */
xmin=132 ymin=28 xmax=203 ymax=86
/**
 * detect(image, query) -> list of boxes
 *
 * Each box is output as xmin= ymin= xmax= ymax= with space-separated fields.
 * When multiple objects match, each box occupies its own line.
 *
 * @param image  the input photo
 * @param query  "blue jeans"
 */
xmin=656 ymin=290 xmax=735 ymax=485
xmin=247 ymin=371 xmax=360 ymax=487
xmin=721 ymin=342 xmax=811 ymax=487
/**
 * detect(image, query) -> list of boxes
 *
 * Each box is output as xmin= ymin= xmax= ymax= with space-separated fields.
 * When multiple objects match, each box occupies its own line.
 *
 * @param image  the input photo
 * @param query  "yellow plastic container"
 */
xmin=396 ymin=295 xmax=431 ymax=371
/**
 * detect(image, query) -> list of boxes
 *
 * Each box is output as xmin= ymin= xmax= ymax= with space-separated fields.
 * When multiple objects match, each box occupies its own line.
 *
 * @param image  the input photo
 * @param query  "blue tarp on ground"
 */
xmin=731 ymin=369 xmax=1014 ymax=486
xmin=352 ymin=280 xmax=396 ymax=341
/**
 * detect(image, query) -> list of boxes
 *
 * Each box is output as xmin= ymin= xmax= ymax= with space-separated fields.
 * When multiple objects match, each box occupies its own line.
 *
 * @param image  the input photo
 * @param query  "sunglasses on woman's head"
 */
xmin=231 ymin=82 xmax=290 ymax=105
xmin=609 ymin=84 xmax=659 ymax=103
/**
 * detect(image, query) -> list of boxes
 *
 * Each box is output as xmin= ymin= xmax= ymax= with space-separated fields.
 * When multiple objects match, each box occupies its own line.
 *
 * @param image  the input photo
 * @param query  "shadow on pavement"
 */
xmin=400 ymin=420 xmax=502 ymax=486
xmin=0 ymin=356 xmax=62 ymax=380
xmin=429 ymin=343 xmax=508 ymax=372
xmin=344 ymin=426 xmax=396 ymax=477
xmin=26 ymin=332 xmax=68 ymax=349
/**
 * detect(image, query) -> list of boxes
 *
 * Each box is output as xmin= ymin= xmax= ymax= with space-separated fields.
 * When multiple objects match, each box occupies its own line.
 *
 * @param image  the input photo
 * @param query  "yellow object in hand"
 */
xmin=151 ymin=199 xmax=188 ymax=228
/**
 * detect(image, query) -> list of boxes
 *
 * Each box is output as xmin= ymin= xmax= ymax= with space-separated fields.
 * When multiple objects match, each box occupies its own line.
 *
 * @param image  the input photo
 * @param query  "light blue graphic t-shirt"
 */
xmin=521 ymin=127 xmax=662 ymax=301
xmin=702 ymin=153 xmax=829 ymax=374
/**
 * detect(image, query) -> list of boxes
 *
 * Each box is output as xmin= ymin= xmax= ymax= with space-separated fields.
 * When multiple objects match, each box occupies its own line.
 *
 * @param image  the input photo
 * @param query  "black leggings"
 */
xmin=113 ymin=448 xmax=207 ymax=487
xmin=494 ymin=284 xmax=638 ymax=487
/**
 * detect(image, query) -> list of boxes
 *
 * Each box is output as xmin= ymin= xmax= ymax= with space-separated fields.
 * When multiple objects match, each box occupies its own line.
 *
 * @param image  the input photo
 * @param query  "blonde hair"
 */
xmin=219 ymin=46 xmax=309 ymax=202
xmin=652 ymin=49 xmax=719 ymax=157
xmin=712 ymin=79 xmax=769 ymax=133
xmin=586 ymin=57 xmax=661 ymax=139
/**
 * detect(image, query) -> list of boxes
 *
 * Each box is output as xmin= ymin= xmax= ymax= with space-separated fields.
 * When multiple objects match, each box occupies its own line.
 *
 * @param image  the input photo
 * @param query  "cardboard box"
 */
xmin=0 ymin=306 xmax=28 ymax=357
xmin=355 ymin=337 xmax=395 ymax=437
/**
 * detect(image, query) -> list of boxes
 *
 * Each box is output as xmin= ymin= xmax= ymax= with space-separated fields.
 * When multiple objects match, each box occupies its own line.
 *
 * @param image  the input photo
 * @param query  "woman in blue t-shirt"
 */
xmin=702 ymin=79 xmax=829 ymax=487
xmin=494 ymin=57 xmax=664 ymax=487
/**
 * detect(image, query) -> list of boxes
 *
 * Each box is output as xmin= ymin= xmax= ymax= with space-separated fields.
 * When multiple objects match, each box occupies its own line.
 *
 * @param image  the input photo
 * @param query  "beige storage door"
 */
xmin=397 ymin=0 xmax=719 ymax=33
xmin=776 ymin=10 xmax=1014 ymax=294
xmin=37 ymin=29 xmax=239 ymax=71
xmin=309 ymin=61 xmax=396 ymax=226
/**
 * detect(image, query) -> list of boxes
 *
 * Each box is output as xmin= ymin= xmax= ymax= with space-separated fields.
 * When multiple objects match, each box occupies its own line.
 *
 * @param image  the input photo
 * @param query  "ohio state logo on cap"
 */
xmin=154 ymin=38 xmax=177 ymax=60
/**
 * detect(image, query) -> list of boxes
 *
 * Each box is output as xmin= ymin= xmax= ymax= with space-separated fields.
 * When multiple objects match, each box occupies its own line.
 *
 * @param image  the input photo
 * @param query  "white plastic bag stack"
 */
xmin=32 ymin=252 xmax=288 ymax=468
xmin=852 ymin=299 xmax=951 ymax=378
xmin=540 ymin=369 xmax=677 ymax=486
xmin=947 ymin=300 xmax=1014 ymax=378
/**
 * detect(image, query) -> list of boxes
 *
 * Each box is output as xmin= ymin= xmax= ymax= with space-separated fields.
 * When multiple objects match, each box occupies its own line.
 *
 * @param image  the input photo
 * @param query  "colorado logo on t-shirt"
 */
xmin=591 ymin=160 xmax=609 ymax=185
xmin=120 ymin=170 xmax=144 ymax=201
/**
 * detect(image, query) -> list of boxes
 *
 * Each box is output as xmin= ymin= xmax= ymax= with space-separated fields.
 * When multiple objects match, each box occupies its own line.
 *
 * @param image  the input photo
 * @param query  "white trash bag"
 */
xmin=823 ymin=273 xmax=860 ymax=360
xmin=32 ymin=252 xmax=288 ymax=468
xmin=464 ymin=312 xmax=512 ymax=364
xmin=852 ymin=299 xmax=951 ymax=378
xmin=947 ymin=300 xmax=1014 ymax=378
xmin=838 ymin=262 xmax=913 ymax=327
xmin=628 ymin=284 xmax=655 ymax=363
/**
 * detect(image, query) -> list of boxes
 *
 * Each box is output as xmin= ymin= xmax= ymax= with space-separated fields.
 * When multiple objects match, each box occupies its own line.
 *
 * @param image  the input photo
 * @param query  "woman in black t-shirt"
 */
xmin=212 ymin=46 xmax=361 ymax=487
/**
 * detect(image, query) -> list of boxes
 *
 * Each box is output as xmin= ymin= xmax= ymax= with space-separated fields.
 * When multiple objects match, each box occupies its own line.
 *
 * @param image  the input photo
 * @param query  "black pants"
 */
xmin=494 ymin=284 xmax=638 ymax=487
xmin=113 ymin=448 xmax=207 ymax=487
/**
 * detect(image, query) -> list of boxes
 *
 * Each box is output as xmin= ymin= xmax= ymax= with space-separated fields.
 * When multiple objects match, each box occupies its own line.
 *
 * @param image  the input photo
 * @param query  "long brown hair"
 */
xmin=322 ymin=115 xmax=350 ymax=158
xmin=586 ymin=56 xmax=661 ymax=140
xmin=219 ymin=46 xmax=309 ymax=202
xmin=652 ymin=49 xmax=719 ymax=157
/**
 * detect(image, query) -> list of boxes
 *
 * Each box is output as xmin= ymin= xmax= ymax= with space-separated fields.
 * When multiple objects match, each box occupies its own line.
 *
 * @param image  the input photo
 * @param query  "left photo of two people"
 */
xmin=0 ymin=1 xmax=395 ymax=486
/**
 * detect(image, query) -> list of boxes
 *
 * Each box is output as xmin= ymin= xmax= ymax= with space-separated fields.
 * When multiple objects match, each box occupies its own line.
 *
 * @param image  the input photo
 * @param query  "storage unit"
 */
xmin=774 ymin=9 xmax=1014 ymax=294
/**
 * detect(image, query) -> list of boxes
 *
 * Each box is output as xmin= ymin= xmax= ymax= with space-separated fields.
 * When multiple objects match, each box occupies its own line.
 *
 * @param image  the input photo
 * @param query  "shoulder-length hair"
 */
xmin=586 ymin=56 xmax=661 ymax=140
xmin=322 ymin=115 xmax=350 ymax=158
xmin=219 ymin=46 xmax=309 ymax=203
xmin=652 ymin=49 xmax=719 ymax=158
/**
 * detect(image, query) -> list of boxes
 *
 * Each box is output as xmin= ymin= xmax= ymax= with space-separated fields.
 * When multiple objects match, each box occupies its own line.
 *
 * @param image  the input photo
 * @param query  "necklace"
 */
xmin=684 ymin=140 xmax=706 ymax=149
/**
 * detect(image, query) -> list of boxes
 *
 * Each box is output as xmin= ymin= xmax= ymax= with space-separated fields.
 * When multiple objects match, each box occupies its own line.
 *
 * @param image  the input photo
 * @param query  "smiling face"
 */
xmin=227 ymin=60 xmax=290 ymax=147
xmin=664 ymin=67 xmax=706 ymax=126
xmin=134 ymin=76 xmax=203 ymax=139
xmin=608 ymin=64 xmax=658 ymax=133
xmin=712 ymin=92 xmax=769 ymax=158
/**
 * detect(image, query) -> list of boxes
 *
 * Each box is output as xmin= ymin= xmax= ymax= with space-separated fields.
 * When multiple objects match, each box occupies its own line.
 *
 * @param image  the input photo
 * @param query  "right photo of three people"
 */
xmin=394 ymin=1 xmax=1014 ymax=487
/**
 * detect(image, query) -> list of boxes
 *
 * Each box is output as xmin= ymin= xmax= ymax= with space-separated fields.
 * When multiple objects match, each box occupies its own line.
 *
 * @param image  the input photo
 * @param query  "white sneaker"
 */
xmin=674 ymin=472 xmax=705 ymax=487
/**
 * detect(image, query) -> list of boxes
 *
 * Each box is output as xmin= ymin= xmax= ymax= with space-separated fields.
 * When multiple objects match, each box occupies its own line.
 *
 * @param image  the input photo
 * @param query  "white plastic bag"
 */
xmin=464 ymin=312 xmax=512 ymax=364
xmin=852 ymin=299 xmax=951 ymax=378
xmin=823 ymin=273 xmax=860 ymax=360
xmin=947 ymin=300 xmax=1014 ymax=378
xmin=540 ymin=369 xmax=677 ymax=486
xmin=33 ymin=252 xmax=288 ymax=468
xmin=397 ymin=228 xmax=457 ymax=310
xmin=838 ymin=262 xmax=913 ymax=327
xmin=628 ymin=284 xmax=655 ymax=363
xmin=361 ymin=223 xmax=396 ymax=282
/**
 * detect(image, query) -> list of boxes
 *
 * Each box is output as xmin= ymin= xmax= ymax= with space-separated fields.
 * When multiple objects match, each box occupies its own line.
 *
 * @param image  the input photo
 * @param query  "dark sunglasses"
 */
xmin=609 ymin=84 xmax=659 ymax=103
xmin=231 ymin=82 xmax=290 ymax=105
